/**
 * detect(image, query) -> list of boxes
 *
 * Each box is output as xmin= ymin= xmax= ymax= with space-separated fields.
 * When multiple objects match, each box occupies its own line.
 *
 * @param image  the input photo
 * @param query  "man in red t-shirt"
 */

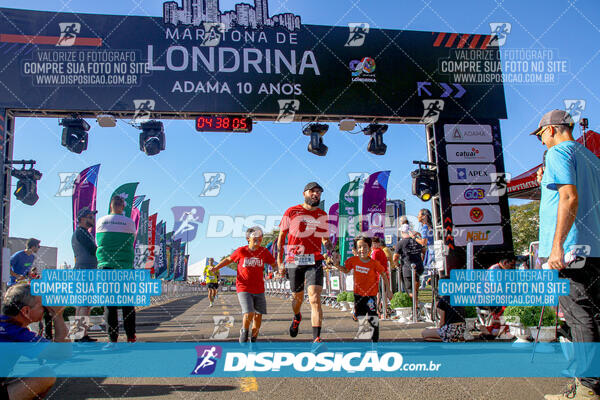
xmin=334 ymin=236 xmax=392 ymax=342
xmin=211 ymin=227 xmax=276 ymax=343
xmin=277 ymin=182 xmax=335 ymax=350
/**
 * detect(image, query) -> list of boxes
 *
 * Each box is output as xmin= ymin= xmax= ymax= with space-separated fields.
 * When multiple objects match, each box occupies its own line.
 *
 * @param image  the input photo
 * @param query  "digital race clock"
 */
xmin=195 ymin=116 xmax=252 ymax=132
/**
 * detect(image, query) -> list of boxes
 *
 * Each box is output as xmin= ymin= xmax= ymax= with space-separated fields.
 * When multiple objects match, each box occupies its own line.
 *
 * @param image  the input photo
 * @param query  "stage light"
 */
xmin=363 ymin=123 xmax=388 ymax=155
xmin=139 ymin=120 xmax=165 ymax=156
xmin=411 ymin=168 xmax=438 ymax=202
xmin=60 ymin=118 xmax=90 ymax=154
xmin=11 ymin=167 xmax=42 ymax=206
xmin=96 ymin=114 xmax=116 ymax=127
xmin=302 ymin=123 xmax=329 ymax=156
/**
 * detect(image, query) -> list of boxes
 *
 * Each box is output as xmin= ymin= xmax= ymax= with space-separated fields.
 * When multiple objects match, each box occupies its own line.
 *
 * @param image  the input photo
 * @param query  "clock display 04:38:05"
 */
xmin=195 ymin=116 xmax=253 ymax=132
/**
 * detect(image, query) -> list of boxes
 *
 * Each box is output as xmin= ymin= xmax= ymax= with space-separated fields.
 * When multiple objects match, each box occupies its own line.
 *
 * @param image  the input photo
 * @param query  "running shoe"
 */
xmin=127 ymin=335 xmax=136 ymax=343
xmin=250 ymin=335 xmax=258 ymax=343
xmin=239 ymin=328 xmax=249 ymax=343
xmin=289 ymin=313 xmax=302 ymax=337
xmin=209 ymin=302 xmax=213 ymax=308
xmin=102 ymin=341 xmax=117 ymax=351
xmin=311 ymin=337 xmax=327 ymax=354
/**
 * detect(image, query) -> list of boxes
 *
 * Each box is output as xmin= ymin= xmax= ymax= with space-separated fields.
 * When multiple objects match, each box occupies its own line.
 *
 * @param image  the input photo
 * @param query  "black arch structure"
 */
xmin=0 ymin=6 xmax=513 ymax=281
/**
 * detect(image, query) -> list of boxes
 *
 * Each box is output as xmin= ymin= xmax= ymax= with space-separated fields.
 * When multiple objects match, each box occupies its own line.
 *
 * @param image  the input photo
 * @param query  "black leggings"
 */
xmin=106 ymin=306 xmax=136 ymax=342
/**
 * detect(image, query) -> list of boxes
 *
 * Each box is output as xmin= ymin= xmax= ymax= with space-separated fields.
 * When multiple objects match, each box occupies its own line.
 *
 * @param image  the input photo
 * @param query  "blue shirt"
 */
xmin=539 ymin=140 xmax=600 ymax=257
xmin=420 ymin=224 xmax=435 ymax=268
xmin=0 ymin=315 xmax=48 ymax=374
xmin=8 ymin=250 xmax=35 ymax=286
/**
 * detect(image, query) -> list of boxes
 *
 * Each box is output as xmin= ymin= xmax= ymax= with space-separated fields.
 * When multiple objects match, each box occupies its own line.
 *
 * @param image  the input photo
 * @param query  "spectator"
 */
xmin=415 ymin=209 xmax=435 ymax=288
xmin=8 ymin=238 xmax=40 ymax=287
xmin=530 ymin=110 xmax=600 ymax=399
xmin=393 ymin=224 xmax=425 ymax=305
xmin=421 ymin=286 xmax=466 ymax=342
xmin=488 ymin=258 xmax=516 ymax=270
xmin=96 ymin=195 xmax=137 ymax=347
xmin=0 ymin=284 xmax=71 ymax=400
xmin=71 ymin=207 xmax=99 ymax=343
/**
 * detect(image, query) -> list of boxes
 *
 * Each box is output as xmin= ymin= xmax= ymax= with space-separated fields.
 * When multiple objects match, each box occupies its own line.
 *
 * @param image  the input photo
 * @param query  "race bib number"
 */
xmin=294 ymin=254 xmax=315 ymax=266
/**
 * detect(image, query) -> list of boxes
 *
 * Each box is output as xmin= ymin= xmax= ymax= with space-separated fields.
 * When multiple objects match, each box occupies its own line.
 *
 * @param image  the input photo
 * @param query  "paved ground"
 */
xmin=46 ymin=293 xmax=568 ymax=400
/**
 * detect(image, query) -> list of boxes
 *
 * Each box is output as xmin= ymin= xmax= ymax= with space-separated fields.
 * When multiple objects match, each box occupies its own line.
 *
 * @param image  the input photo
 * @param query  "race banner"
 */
xmin=155 ymin=222 xmax=168 ymax=279
xmin=338 ymin=179 xmax=360 ymax=265
xmin=183 ymin=255 xmax=189 ymax=282
xmin=328 ymin=203 xmax=339 ymax=247
xmin=172 ymin=239 xmax=183 ymax=281
xmin=131 ymin=195 xmax=146 ymax=234
xmin=146 ymin=213 xmax=158 ymax=270
xmin=165 ymin=231 xmax=173 ymax=281
xmin=361 ymin=171 xmax=390 ymax=240
xmin=0 ymin=8 xmax=507 ymax=120
xmin=138 ymin=199 xmax=150 ymax=244
xmin=176 ymin=242 xmax=186 ymax=281
xmin=109 ymin=182 xmax=139 ymax=217
xmin=72 ymin=164 xmax=100 ymax=234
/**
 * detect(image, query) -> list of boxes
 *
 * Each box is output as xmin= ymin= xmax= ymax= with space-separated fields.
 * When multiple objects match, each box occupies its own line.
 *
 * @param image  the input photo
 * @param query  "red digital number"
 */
xmin=196 ymin=117 xmax=205 ymax=129
xmin=222 ymin=117 xmax=230 ymax=129
xmin=239 ymin=118 xmax=247 ymax=130
xmin=206 ymin=117 xmax=213 ymax=127
xmin=232 ymin=118 xmax=240 ymax=129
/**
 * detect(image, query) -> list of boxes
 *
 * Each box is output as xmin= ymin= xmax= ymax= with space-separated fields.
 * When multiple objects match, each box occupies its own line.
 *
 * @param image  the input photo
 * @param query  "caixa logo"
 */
xmin=463 ymin=188 xmax=485 ymax=200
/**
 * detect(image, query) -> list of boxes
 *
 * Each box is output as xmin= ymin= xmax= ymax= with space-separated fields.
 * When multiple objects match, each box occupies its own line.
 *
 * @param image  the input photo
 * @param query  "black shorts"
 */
xmin=207 ymin=283 xmax=219 ymax=289
xmin=354 ymin=295 xmax=378 ymax=317
xmin=402 ymin=265 xmax=422 ymax=293
xmin=0 ymin=379 xmax=10 ymax=400
xmin=287 ymin=260 xmax=324 ymax=293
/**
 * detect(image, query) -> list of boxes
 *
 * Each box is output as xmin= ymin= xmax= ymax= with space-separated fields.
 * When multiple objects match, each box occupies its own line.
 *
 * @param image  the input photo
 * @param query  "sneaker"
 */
xmin=250 ymin=335 xmax=258 ymax=343
xmin=289 ymin=313 xmax=302 ymax=338
xmin=102 ymin=341 xmax=117 ymax=351
xmin=127 ymin=335 xmax=136 ymax=343
xmin=544 ymin=379 xmax=600 ymax=399
xmin=311 ymin=337 xmax=327 ymax=354
xmin=239 ymin=328 xmax=249 ymax=343
xmin=352 ymin=312 xmax=358 ymax=322
xmin=75 ymin=335 xmax=97 ymax=343
xmin=209 ymin=302 xmax=213 ymax=308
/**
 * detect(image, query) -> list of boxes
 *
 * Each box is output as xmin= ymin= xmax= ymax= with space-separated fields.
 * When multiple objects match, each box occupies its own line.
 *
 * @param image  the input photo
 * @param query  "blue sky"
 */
xmin=3 ymin=0 xmax=600 ymax=267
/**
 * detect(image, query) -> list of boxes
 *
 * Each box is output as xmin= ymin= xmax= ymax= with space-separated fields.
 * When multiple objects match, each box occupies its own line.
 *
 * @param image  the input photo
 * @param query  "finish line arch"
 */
xmin=0 ymin=4 xmax=513 ymax=279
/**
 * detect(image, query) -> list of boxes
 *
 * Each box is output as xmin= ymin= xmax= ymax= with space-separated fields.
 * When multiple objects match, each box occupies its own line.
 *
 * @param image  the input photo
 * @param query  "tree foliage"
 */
xmin=509 ymin=201 xmax=540 ymax=255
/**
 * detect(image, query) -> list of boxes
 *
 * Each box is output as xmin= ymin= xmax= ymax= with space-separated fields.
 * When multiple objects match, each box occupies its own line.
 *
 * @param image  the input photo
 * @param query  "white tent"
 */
xmin=218 ymin=267 xmax=237 ymax=276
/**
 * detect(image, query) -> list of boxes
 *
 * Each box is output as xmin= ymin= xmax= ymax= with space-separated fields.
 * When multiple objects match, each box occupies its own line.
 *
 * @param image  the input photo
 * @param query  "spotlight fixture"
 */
xmin=411 ymin=162 xmax=438 ymax=202
xmin=363 ymin=123 xmax=388 ymax=155
xmin=11 ymin=165 xmax=42 ymax=206
xmin=60 ymin=118 xmax=90 ymax=154
xmin=302 ymin=123 xmax=329 ymax=156
xmin=139 ymin=120 xmax=166 ymax=156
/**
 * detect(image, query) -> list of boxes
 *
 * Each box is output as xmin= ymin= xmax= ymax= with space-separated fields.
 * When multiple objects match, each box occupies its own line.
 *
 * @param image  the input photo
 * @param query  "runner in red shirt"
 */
xmin=277 ymin=182 xmax=335 ymax=351
xmin=211 ymin=227 xmax=276 ymax=343
xmin=334 ymin=236 xmax=392 ymax=342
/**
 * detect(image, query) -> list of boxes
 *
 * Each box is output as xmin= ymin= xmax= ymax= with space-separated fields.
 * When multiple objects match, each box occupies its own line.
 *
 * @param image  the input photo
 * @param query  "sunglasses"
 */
xmin=535 ymin=126 xmax=549 ymax=142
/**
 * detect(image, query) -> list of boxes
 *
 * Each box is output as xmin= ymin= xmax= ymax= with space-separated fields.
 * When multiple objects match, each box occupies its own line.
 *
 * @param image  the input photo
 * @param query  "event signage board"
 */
xmin=0 ymin=5 xmax=507 ymax=120
xmin=454 ymin=225 xmax=504 ymax=247
xmin=447 ymin=164 xmax=497 ymax=184
xmin=449 ymin=184 xmax=499 ymax=205
xmin=443 ymin=124 xmax=493 ymax=143
xmin=445 ymin=144 xmax=495 ymax=163
xmin=451 ymin=205 xmax=502 ymax=226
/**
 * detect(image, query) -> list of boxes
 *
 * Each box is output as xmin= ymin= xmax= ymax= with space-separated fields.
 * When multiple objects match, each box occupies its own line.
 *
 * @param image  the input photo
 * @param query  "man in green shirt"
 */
xmin=204 ymin=258 xmax=219 ymax=307
xmin=96 ymin=196 xmax=137 ymax=345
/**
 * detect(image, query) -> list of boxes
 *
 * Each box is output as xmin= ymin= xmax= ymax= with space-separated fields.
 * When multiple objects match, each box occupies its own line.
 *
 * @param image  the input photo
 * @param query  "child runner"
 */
xmin=210 ymin=227 xmax=276 ymax=343
xmin=333 ymin=236 xmax=392 ymax=342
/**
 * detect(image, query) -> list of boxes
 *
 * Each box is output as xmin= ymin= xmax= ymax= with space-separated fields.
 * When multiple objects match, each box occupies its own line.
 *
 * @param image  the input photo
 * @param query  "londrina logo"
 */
xmin=192 ymin=345 xmax=222 ymax=375
xmin=350 ymin=57 xmax=376 ymax=82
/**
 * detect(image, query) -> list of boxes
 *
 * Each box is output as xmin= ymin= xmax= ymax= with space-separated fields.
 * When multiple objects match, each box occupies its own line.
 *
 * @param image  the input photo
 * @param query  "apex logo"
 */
xmin=57 ymin=23 xmax=81 ymax=46
xmin=192 ymin=345 xmax=222 ymax=375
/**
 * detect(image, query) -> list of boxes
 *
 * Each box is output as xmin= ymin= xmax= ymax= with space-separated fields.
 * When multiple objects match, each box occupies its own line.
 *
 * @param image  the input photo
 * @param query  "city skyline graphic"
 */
xmin=163 ymin=0 xmax=301 ymax=31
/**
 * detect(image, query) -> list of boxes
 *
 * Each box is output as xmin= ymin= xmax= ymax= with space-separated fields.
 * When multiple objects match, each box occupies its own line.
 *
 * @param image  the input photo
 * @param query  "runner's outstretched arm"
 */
xmin=210 ymin=256 xmax=232 ymax=272
xmin=277 ymin=230 xmax=286 ymax=276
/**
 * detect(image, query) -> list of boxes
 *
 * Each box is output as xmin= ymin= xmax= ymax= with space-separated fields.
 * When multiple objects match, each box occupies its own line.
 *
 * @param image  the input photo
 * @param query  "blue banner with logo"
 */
xmin=2 ymin=342 xmax=599 ymax=378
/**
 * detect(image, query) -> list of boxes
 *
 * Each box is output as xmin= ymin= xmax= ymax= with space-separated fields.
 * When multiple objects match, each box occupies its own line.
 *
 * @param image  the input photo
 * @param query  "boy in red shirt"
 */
xmin=211 ymin=227 xmax=276 ymax=343
xmin=334 ymin=236 xmax=392 ymax=342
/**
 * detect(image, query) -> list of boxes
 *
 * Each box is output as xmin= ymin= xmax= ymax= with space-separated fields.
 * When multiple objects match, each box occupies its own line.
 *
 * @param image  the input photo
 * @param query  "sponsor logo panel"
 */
xmin=454 ymin=225 xmax=504 ymax=246
xmin=449 ymin=185 xmax=498 ymax=205
xmin=443 ymin=124 xmax=493 ymax=143
xmin=451 ymin=205 xmax=502 ymax=225
xmin=446 ymin=144 xmax=495 ymax=163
